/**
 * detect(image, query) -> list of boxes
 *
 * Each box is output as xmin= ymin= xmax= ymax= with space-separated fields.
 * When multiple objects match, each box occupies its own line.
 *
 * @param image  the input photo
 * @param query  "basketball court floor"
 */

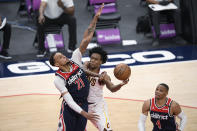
xmin=0 ymin=45 xmax=197 ymax=130
xmin=0 ymin=0 xmax=197 ymax=130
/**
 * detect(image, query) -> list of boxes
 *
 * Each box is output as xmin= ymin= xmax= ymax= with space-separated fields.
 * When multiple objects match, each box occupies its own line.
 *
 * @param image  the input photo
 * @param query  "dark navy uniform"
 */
xmin=56 ymin=61 xmax=90 ymax=131
xmin=150 ymin=97 xmax=177 ymax=131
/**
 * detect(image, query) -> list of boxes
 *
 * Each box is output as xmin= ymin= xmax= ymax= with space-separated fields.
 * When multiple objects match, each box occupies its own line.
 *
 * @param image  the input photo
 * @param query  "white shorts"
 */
xmin=88 ymin=100 xmax=112 ymax=131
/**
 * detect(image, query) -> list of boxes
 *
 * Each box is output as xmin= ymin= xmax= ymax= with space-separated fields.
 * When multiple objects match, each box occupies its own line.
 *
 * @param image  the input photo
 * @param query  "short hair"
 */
xmin=49 ymin=52 xmax=57 ymax=66
xmin=89 ymin=46 xmax=108 ymax=64
xmin=159 ymin=83 xmax=169 ymax=92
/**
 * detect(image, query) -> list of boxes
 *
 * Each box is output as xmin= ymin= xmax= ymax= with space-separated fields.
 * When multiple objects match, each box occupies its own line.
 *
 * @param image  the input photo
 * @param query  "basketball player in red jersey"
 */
xmin=138 ymin=83 xmax=187 ymax=131
xmin=49 ymin=4 xmax=104 ymax=131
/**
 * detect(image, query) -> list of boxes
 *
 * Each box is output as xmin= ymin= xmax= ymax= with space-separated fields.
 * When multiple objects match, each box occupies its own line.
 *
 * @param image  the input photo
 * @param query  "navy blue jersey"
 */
xmin=55 ymin=61 xmax=90 ymax=104
xmin=150 ymin=98 xmax=176 ymax=131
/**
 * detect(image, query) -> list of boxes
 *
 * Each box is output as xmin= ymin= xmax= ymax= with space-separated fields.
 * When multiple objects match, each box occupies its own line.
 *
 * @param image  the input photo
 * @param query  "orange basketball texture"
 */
xmin=113 ymin=63 xmax=131 ymax=80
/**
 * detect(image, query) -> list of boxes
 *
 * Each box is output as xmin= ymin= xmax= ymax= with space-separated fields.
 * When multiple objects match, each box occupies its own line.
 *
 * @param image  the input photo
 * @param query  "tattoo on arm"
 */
xmin=88 ymin=27 xmax=94 ymax=35
xmin=80 ymin=44 xmax=86 ymax=49
xmin=87 ymin=22 xmax=96 ymax=35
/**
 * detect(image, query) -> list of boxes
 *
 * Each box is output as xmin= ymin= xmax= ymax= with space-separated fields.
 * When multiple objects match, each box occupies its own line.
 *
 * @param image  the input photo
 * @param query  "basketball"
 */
xmin=113 ymin=63 xmax=131 ymax=80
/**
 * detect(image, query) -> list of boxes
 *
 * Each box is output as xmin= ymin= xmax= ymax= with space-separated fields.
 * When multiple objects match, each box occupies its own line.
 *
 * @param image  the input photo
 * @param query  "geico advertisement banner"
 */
xmin=1 ymin=45 xmax=197 ymax=78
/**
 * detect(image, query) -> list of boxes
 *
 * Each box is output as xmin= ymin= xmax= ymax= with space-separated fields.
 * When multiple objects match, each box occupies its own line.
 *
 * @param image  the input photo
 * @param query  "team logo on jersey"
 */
xmin=68 ymin=69 xmax=83 ymax=85
xmin=67 ymin=69 xmax=85 ymax=90
xmin=88 ymin=77 xmax=96 ymax=86
xmin=151 ymin=112 xmax=168 ymax=120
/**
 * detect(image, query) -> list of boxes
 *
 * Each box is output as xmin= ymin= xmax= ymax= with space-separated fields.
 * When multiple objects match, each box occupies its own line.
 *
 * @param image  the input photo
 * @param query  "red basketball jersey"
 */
xmin=150 ymin=97 xmax=176 ymax=131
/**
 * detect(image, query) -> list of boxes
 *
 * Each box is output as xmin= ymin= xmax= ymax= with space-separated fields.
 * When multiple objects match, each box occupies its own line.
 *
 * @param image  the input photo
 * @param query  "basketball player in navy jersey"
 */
xmin=49 ymin=4 xmax=104 ymax=131
xmin=138 ymin=83 xmax=187 ymax=131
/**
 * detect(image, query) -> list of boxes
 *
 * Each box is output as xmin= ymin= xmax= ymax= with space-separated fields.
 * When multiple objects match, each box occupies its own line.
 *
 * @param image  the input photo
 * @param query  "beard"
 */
xmin=89 ymin=63 xmax=99 ymax=70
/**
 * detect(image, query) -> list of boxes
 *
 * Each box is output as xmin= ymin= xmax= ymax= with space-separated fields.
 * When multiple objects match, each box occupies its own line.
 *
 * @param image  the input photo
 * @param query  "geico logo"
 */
xmin=82 ymin=50 xmax=176 ymax=66
xmin=131 ymin=50 xmax=175 ymax=62
xmin=7 ymin=62 xmax=51 ymax=74
xmin=7 ymin=50 xmax=176 ymax=74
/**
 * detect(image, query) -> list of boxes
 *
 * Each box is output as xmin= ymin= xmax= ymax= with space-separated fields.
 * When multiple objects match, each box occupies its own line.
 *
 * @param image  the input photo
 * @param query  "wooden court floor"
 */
xmin=0 ymin=60 xmax=197 ymax=131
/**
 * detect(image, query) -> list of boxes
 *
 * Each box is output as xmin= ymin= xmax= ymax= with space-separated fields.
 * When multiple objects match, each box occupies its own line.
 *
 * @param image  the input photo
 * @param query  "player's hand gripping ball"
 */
xmin=113 ymin=63 xmax=131 ymax=80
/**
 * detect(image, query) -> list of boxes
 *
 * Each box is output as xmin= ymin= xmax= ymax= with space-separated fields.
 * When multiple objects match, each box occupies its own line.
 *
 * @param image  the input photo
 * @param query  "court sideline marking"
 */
xmin=0 ymin=93 xmax=196 ymax=109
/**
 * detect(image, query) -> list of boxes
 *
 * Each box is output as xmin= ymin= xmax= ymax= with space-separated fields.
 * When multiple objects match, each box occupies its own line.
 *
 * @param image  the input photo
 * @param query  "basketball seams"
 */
xmin=113 ymin=63 xmax=131 ymax=80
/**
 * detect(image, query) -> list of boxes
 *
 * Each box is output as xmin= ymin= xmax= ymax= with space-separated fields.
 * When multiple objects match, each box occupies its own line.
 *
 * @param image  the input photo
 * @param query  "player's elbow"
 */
xmin=109 ymin=87 xmax=119 ymax=93
xmin=110 ymin=89 xmax=116 ymax=93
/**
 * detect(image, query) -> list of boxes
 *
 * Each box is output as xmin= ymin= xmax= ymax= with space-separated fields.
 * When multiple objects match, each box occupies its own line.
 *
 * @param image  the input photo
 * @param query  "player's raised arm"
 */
xmin=79 ymin=3 xmax=104 ymax=55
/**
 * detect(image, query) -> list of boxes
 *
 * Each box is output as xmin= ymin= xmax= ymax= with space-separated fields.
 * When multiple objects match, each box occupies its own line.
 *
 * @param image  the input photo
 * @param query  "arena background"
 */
xmin=0 ymin=0 xmax=197 ymax=130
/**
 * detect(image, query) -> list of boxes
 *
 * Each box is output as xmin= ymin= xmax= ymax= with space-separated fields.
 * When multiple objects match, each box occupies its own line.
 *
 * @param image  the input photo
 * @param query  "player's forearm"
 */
xmin=87 ymin=15 xmax=99 ymax=34
xmin=83 ymin=13 xmax=99 ymax=37
xmin=79 ymin=18 xmax=98 ymax=54
xmin=82 ymin=15 xmax=98 ymax=41
xmin=80 ymin=110 xmax=89 ymax=118
xmin=105 ymin=80 xmax=122 ymax=92
xmin=79 ymin=5 xmax=103 ymax=54
xmin=84 ymin=69 xmax=100 ymax=77
xmin=110 ymin=84 xmax=122 ymax=92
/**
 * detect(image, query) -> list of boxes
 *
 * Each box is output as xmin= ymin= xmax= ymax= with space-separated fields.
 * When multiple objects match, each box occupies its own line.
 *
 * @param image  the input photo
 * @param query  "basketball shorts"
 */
xmin=88 ymin=100 xmax=112 ymax=131
xmin=57 ymin=101 xmax=88 ymax=131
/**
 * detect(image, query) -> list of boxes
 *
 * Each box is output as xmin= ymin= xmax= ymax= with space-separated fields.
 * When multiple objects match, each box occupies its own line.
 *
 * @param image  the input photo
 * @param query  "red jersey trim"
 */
xmin=55 ymin=61 xmax=79 ymax=80
xmin=150 ymin=98 xmax=173 ymax=113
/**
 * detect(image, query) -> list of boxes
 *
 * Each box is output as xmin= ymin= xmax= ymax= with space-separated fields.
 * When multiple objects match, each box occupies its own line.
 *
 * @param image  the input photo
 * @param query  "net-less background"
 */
xmin=0 ymin=0 xmax=194 ymax=62
xmin=0 ymin=0 xmax=197 ymax=130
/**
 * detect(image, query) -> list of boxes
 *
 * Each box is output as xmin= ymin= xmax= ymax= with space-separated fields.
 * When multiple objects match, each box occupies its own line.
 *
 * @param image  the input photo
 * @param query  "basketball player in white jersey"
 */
xmin=84 ymin=46 xmax=129 ymax=131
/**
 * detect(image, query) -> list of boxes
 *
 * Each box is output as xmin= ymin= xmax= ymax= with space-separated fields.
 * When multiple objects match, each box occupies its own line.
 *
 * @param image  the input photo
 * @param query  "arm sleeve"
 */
xmin=71 ymin=48 xmax=83 ymax=67
xmin=138 ymin=113 xmax=147 ymax=131
xmin=62 ymin=92 xmax=83 ymax=114
xmin=177 ymin=111 xmax=187 ymax=131
xmin=54 ymin=76 xmax=83 ymax=114
xmin=54 ymin=76 xmax=68 ymax=94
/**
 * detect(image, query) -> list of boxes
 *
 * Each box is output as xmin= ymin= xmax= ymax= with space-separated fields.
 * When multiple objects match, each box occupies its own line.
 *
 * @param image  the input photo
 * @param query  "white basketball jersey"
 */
xmin=87 ymin=75 xmax=112 ymax=131
xmin=87 ymin=76 xmax=104 ymax=103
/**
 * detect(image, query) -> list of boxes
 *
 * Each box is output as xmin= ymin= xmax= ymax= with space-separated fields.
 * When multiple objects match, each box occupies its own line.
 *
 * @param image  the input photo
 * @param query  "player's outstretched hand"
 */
xmin=99 ymin=71 xmax=107 ymax=81
xmin=120 ymin=79 xmax=129 ymax=86
xmin=95 ymin=3 xmax=104 ymax=18
xmin=81 ymin=111 xmax=99 ymax=121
